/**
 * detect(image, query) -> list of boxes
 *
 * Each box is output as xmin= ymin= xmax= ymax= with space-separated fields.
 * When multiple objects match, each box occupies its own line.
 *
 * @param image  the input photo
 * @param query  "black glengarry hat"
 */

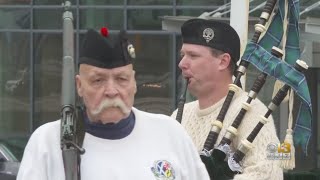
xmin=181 ymin=19 xmax=240 ymax=63
xmin=79 ymin=27 xmax=136 ymax=68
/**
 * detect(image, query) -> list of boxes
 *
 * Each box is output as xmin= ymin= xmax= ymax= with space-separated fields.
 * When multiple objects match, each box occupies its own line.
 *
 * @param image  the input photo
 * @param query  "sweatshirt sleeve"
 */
xmin=171 ymin=109 xmax=178 ymax=119
xmin=17 ymin=121 xmax=63 ymax=180
xmin=17 ymin=130 xmax=48 ymax=180
xmin=181 ymin=132 xmax=211 ymax=180
xmin=170 ymin=119 xmax=210 ymax=180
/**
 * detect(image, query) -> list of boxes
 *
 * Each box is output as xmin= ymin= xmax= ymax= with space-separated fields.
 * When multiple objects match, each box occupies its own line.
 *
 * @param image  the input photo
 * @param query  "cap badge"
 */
xmin=127 ymin=44 xmax=136 ymax=59
xmin=203 ymin=28 xmax=214 ymax=43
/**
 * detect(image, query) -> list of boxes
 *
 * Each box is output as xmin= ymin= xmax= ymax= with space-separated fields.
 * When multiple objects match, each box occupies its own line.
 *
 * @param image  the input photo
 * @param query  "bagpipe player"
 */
xmin=171 ymin=19 xmax=283 ymax=180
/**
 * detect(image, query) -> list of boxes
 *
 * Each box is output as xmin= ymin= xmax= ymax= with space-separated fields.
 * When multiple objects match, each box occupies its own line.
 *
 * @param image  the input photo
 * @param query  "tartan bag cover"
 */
xmin=242 ymin=0 xmax=312 ymax=154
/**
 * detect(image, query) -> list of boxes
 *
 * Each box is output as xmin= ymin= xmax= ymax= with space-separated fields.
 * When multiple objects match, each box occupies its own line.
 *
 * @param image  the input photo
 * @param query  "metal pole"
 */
xmin=230 ymin=0 xmax=249 ymax=90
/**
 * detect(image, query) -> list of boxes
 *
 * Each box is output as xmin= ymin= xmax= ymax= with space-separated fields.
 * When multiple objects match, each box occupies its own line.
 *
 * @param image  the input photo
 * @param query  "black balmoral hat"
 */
xmin=181 ymin=19 xmax=240 ymax=63
xmin=79 ymin=27 xmax=136 ymax=69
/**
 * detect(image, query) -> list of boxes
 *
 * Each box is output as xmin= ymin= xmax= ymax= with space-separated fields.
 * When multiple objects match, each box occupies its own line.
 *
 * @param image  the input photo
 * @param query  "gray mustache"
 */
xmin=91 ymin=98 xmax=130 ymax=115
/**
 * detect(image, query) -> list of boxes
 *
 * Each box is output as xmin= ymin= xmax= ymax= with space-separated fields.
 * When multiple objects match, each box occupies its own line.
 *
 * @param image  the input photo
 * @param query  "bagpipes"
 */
xmin=176 ymin=77 xmax=189 ymax=123
xmin=200 ymin=0 xmax=279 ymax=156
xmin=60 ymin=1 xmax=85 ymax=180
xmin=201 ymin=46 xmax=285 ymax=179
xmin=207 ymin=60 xmax=308 ymax=180
xmin=176 ymin=0 xmax=312 ymax=179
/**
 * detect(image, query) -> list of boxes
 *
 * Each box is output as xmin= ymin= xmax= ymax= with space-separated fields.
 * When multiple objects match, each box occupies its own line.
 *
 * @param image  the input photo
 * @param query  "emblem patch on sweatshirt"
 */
xmin=151 ymin=160 xmax=175 ymax=180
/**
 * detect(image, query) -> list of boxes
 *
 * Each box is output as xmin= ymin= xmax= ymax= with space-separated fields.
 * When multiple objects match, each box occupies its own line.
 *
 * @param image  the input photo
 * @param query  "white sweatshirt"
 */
xmin=17 ymin=108 xmax=210 ymax=180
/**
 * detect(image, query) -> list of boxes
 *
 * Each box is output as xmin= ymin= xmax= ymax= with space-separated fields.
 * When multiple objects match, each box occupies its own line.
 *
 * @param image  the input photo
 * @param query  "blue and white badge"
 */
xmin=151 ymin=160 xmax=176 ymax=180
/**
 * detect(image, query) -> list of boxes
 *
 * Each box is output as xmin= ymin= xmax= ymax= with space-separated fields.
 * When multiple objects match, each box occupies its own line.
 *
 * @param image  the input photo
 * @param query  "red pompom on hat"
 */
xmin=100 ymin=27 xmax=109 ymax=37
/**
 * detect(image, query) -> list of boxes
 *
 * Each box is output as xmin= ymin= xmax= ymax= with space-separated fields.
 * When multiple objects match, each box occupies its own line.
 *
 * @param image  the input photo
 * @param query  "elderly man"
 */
xmin=17 ymin=28 xmax=210 ymax=180
xmin=172 ymin=19 xmax=283 ymax=179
